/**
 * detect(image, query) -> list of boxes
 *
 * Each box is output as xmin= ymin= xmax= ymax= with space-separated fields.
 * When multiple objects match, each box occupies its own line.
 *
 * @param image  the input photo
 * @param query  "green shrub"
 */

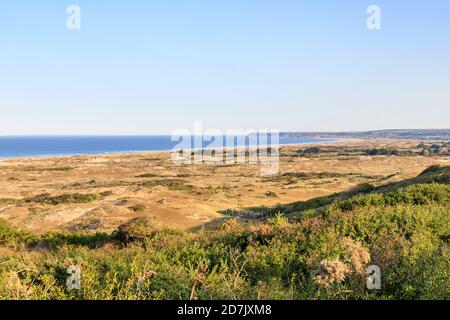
xmin=0 ymin=181 xmax=448 ymax=300
xmin=24 ymin=193 xmax=103 ymax=205
xmin=112 ymin=217 xmax=164 ymax=244
xmin=128 ymin=204 xmax=147 ymax=213
xmin=0 ymin=219 xmax=35 ymax=246
xmin=141 ymin=179 xmax=194 ymax=191
xmin=303 ymin=147 xmax=321 ymax=154
xmin=264 ymin=191 xmax=278 ymax=198
xmin=334 ymin=183 xmax=450 ymax=212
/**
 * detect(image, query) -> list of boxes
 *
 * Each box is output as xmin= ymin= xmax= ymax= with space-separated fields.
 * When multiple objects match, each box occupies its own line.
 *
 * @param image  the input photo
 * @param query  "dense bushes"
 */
xmin=296 ymin=147 xmax=321 ymax=156
xmin=0 ymin=182 xmax=448 ymax=300
xmin=0 ymin=219 xmax=34 ymax=247
xmin=418 ymin=142 xmax=449 ymax=156
xmin=23 ymin=192 xmax=111 ymax=205
xmin=364 ymin=148 xmax=400 ymax=156
xmin=332 ymin=183 xmax=450 ymax=212
xmin=112 ymin=217 xmax=176 ymax=244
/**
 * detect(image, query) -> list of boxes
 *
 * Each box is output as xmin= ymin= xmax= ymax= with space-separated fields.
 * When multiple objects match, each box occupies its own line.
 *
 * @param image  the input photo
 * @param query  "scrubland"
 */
xmin=0 ymin=140 xmax=448 ymax=300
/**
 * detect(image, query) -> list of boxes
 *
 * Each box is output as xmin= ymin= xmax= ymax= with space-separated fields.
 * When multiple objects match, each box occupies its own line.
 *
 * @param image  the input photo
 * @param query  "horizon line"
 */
xmin=0 ymin=128 xmax=449 ymax=137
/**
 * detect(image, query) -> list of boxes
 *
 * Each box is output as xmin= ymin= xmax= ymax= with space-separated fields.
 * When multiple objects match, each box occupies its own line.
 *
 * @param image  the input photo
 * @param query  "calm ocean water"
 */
xmin=0 ymin=136 xmax=335 ymax=159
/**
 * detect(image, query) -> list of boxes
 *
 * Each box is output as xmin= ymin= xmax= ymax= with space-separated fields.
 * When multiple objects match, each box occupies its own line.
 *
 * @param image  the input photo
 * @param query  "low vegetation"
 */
xmin=0 ymin=165 xmax=448 ymax=300
xmin=140 ymin=179 xmax=194 ymax=191
xmin=418 ymin=142 xmax=449 ymax=156
xmin=289 ymin=141 xmax=449 ymax=158
xmin=364 ymin=148 xmax=402 ymax=156
xmin=23 ymin=192 xmax=112 ymax=205
xmin=17 ymin=166 xmax=74 ymax=172
xmin=0 ymin=191 xmax=115 ymax=207
xmin=128 ymin=204 xmax=147 ymax=213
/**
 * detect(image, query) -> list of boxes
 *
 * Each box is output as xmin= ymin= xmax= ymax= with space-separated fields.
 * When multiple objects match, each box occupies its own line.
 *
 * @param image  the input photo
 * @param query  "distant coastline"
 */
xmin=0 ymin=136 xmax=337 ymax=159
xmin=1 ymin=129 xmax=448 ymax=160
xmin=281 ymin=129 xmax=450 ymax=140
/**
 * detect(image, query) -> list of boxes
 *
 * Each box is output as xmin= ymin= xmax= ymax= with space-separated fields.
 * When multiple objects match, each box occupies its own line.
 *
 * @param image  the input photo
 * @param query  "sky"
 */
xmin=0 ymin=0 xmax=449 ymax=135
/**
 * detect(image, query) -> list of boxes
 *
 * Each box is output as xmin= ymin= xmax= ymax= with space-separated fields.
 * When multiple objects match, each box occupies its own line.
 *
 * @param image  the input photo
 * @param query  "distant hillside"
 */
xmin=225 ymin=165 xmax=450 ymax=218
xmin=282 ymin=129 xmax=450 ymax=140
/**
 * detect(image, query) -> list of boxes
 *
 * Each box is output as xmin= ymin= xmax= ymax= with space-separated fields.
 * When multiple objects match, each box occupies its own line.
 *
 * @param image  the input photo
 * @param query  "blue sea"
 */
xmin=0 ymin=136 xmax=335 ymax=159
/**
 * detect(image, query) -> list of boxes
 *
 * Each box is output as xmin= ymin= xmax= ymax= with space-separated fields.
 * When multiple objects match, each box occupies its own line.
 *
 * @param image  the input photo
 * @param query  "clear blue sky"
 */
xmin=1 ymin=1 xmax=449 ymax=135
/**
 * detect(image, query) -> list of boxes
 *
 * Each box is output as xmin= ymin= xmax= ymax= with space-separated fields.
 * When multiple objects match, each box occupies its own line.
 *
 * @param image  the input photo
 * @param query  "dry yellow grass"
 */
xmin=0 ymin=139 xmax=448 ymax=233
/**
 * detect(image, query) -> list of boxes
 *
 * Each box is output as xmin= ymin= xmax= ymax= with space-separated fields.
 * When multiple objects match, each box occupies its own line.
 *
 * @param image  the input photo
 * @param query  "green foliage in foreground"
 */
xmin=0 ymin=183 xmax=448 ymax=300
xmin=331 ymin=183 xmax=450 ymax=212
